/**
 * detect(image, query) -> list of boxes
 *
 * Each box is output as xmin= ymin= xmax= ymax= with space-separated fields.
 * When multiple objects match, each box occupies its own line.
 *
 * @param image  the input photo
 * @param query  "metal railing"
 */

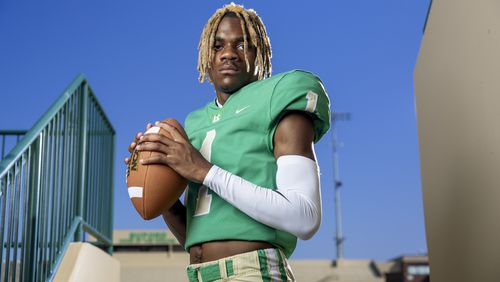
xmin=0 ymin=131 xmax=27 ymax=161
xmin=0 ymin=74 xmax=115 ymax=282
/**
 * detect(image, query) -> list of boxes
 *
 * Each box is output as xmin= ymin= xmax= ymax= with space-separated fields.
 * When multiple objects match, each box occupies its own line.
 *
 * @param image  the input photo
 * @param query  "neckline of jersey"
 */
xmin=208 ymin=76 xmax=265 ymax=110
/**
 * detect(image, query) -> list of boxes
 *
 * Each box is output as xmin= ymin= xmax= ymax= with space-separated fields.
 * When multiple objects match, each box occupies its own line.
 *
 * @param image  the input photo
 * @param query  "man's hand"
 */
xmin=124 ymin=123 xmax=154 ymax=165
xmin=135 ymin=121 xmax=213 ymax=183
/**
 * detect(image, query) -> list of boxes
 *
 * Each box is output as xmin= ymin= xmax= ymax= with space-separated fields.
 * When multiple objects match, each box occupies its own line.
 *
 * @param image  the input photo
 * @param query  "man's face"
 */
xmin=208 ymin=15 xmax=258 ymax=94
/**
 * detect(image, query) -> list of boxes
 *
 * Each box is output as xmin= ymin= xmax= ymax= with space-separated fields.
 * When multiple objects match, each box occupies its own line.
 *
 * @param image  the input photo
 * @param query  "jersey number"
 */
xmin=194 ymin=129 xmax=216 ymax=216
xmin=305 ymin=91 xmax=318 ymax=113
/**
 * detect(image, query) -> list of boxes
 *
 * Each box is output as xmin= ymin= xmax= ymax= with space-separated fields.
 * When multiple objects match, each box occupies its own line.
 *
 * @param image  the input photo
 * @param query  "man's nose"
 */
xmin=220 ymin=45 xmax=238 ymax=61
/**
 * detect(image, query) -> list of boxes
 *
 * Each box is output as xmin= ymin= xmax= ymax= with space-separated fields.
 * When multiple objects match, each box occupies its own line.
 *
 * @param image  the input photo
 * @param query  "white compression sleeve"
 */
xmin=203 ymin=155 xmax=322 ymax=240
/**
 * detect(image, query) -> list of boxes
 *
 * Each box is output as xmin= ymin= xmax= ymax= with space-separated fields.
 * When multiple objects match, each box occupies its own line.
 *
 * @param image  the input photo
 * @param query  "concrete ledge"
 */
xmin=54 ymin=242 xmax=120 ymax=282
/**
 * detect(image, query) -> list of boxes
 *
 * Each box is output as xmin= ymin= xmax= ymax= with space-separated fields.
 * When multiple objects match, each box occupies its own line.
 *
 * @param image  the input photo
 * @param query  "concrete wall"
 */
xmin=414 ymin=1 xmax=500 ymax=281
xmin=54 ymin=242 xmax=120 ymax=282
xmin=113 ymin=252 xmax=190 ymax=282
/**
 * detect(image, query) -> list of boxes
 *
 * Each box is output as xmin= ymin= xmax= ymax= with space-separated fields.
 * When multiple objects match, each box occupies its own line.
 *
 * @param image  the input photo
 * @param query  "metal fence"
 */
xmin=0 ymin=75 xmax=115 ymax=282
xmin=0 ymin=131 xmax=27 ymax=161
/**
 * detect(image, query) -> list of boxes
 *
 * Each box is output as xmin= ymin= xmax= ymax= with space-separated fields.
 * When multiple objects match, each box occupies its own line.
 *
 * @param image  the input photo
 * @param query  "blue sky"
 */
xmin=0 ymin=1 xmax=431 ymax=260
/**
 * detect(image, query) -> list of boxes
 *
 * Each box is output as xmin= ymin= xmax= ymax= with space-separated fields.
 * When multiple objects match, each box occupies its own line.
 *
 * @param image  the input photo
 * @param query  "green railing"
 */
xmin=0 ymin=131 xmax=27 ymax=160
xmin=0 ymin=75 xmax=115 ymax=282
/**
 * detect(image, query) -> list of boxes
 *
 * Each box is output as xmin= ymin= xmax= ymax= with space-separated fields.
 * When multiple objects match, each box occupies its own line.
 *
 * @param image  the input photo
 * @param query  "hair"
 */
xmin=197 ymin=3 xmax=272 ymax=83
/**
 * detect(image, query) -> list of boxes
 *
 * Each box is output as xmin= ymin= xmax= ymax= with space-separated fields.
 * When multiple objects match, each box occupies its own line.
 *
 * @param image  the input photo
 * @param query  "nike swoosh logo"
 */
xmin=235 ymin=105 xmax=251 ymax=114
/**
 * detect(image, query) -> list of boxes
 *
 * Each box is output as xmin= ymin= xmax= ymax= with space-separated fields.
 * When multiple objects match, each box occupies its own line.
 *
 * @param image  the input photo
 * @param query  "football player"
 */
xmin=126 ymin=3 xmax=330 ymax=281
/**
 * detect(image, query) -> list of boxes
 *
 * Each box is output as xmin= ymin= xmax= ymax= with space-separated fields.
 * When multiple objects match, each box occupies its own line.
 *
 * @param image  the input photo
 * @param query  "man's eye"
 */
xmin=237 ymin=43 xmax=244 ymax=50
xmin=213 ymin=45 xmax=222 ymax=51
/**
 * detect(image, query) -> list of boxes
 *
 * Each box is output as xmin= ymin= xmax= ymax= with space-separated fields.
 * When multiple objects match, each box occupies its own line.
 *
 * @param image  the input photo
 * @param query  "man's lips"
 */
xmin=219 ymin=65 xmax=240 ymax=75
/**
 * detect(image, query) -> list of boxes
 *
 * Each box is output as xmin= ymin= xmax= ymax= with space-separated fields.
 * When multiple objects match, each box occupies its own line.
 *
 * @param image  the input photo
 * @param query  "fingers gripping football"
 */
xmin=137 ymin=121 xmax=213 ymax=183
xmin=124 ymin=123 xmax=153 ymax=165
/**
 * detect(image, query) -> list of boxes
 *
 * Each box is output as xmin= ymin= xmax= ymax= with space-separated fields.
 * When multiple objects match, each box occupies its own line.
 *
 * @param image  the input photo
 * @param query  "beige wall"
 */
xmin=54 ymin=242 xmax=120 ymax=282
xmin=414 ymin=1 xmax=500 ymax=281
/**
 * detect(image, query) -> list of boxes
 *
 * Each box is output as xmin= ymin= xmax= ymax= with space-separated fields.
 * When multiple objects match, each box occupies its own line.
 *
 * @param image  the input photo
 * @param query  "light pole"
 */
xmin=332 ymin=112 xmax=351 ymax=260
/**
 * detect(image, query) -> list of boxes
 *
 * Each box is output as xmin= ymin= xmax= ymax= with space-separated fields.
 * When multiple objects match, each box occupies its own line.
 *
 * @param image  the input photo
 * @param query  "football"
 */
xmin=126 ymin=119 xmax=188 ymax=220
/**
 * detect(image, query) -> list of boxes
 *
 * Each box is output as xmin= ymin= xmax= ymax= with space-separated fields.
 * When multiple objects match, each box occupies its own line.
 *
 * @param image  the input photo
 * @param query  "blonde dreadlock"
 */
xmin=197 ymin=3 xmax=272 ymax=83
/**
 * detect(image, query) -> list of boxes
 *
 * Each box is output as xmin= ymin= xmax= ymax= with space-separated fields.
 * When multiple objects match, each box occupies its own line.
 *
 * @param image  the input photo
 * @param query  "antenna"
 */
xmin=332 ymin=112 xmax=351 ymax=260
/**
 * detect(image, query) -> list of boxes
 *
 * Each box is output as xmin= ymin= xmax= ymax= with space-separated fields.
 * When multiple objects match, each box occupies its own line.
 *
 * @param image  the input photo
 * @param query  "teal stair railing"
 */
xmin=0 ymin=131 xmax=27 ymax=161
xmin=0 ymin=74 xmax=115 ymax=282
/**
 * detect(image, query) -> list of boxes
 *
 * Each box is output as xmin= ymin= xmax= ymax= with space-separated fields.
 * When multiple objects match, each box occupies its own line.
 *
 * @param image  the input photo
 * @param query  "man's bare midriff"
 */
xmin=189 ymin=240 xmax=274 ymax=264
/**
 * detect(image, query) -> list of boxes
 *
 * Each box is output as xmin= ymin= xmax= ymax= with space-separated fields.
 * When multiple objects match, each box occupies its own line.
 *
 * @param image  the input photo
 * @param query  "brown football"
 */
xmin=126 ymin=118 xmax=188 ymax=220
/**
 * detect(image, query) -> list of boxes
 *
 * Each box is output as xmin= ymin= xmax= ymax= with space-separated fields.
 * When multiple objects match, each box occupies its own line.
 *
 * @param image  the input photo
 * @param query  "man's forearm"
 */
xmin=162 ymin=200 xmax=187 ymax=247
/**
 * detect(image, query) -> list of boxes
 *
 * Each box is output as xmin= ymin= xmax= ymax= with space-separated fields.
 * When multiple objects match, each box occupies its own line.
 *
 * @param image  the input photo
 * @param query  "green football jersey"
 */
xmin=184 ymin=70 xmax=330 ymax=258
